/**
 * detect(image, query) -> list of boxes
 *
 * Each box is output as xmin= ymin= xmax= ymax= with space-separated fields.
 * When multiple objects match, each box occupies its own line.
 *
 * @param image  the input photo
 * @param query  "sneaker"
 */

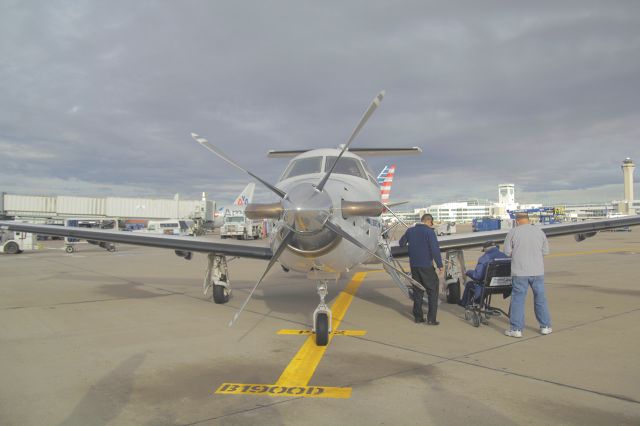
xmin=504 ymin=329 xmax=522 ymax=338
xmin=540 ymin=327 xmax=552 ymax=335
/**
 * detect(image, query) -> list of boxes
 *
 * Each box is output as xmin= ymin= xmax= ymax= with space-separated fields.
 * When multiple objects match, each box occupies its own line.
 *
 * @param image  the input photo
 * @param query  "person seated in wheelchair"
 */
xmin=459 ymin=241 xmax=508 ymax=307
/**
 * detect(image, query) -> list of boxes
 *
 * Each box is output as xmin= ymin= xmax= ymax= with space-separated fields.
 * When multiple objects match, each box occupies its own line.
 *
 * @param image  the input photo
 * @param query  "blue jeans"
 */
xmin=509 ymin=276 xmax=551 ymax=331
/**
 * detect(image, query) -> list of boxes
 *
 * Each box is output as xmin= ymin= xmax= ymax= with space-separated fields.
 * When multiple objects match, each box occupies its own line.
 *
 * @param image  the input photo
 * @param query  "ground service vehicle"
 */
xmin=0 ymin=230 xmax=36 ymax=254
xmin=220 ymin=209 xmax=260 ymax=240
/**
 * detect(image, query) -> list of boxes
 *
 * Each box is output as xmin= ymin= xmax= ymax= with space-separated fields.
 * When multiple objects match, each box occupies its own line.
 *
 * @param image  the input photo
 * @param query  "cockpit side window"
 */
xmin=281 ymin=157 xmax=323 ymax=180
xmin=324 ymin=156 xmax=366 ymax=179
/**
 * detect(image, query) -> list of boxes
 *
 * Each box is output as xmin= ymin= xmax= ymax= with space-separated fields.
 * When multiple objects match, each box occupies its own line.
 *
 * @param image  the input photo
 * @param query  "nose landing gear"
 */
xmin=313 ymin=280 xmax=332 ymax=346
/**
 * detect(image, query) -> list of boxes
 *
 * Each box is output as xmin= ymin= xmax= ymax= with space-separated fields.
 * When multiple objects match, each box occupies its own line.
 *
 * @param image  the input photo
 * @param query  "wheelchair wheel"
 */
xmin=464 ymin=310 xmax=471 ymax=321
xmin=472 ymin=312 xmax=480 ymax=328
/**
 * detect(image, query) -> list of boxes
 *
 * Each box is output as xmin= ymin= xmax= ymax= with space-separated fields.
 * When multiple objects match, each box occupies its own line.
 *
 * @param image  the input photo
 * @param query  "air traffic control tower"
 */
xmin=621 ymin=157 xmax=635 ymax=215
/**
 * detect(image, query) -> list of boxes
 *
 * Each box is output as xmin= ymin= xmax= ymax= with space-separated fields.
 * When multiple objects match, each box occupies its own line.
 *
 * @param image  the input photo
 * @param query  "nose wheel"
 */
xmin=313 ymin=280 xmax=332 ymax=346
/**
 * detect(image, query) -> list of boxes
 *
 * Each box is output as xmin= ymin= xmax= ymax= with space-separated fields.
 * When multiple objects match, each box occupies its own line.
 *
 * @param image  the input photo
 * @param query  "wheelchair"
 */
xmin=463 ymin=258 xmax=512 ymax=327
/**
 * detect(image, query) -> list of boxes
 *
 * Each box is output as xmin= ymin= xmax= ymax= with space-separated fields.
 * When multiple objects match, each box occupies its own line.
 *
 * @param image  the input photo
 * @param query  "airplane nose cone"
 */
xmin=283 ymin=183 xmax=332 ymax=234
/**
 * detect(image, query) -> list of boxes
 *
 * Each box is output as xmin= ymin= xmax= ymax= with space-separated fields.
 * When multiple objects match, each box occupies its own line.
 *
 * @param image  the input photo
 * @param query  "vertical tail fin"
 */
xmin=233 ymin=183 xmax=255 ymax=206
xmin=377 ymin=165 xmax=396 ymax=203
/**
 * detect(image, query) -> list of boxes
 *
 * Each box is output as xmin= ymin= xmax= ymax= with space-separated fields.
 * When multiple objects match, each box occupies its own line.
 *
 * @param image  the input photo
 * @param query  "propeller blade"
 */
xmin=228 ymin=229 xmax=295 ymax=326
xmin=316 ymin=91 xmax=385 ymax=191
xmin=324 ymin=220 xmax=426 ymax=291
xmin=191 ymin=133 xmax=287 ymax=199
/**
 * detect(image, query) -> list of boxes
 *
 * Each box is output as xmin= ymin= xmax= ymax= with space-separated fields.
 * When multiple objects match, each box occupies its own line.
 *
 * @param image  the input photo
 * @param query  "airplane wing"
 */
xmin=0 ymin=222 xmax=273 ymax=260
xmin=390 ymin=216 xmax=640 ymax=257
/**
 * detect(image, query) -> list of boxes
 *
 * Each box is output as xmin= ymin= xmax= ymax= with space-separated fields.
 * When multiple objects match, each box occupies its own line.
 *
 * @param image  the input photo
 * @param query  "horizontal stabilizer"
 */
xmin=267 ymin=147 xmax=422 ymax=158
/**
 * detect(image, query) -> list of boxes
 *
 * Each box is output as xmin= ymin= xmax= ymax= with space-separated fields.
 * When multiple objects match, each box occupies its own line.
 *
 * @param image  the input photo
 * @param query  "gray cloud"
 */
xmin=1 ymin=1 xmax=638 ymax=207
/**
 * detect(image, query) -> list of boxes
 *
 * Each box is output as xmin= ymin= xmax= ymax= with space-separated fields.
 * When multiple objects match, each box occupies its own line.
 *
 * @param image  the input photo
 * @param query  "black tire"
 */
xmin=65 ymin=245 xmax=74 ymax=254
xmin=446 ymin=280 xmax=461 ymax=304
xmin=472 ymin=312 xmax=480 ymax=327
xmin=212 ymin=284 xmax=229 ymax=304
xmin=315 ymin=313 xmax=329 ymax=346
xmin=4 ymin=242 xmax=19 ymax=254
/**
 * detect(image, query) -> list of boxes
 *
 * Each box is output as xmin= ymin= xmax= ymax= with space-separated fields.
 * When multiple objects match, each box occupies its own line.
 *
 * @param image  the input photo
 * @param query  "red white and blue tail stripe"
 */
xmin=377 ymin=165 xmax=396 ymax=202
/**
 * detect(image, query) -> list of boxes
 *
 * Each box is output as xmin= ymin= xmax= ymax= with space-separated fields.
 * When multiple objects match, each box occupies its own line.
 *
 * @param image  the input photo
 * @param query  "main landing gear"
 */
xmin=313 ymin=280 xmax=332 ymax=346
xmin=204 ymin=254 xmax=231 ymax=304
xmin=444 ymin=250 xmax=465 ymax=304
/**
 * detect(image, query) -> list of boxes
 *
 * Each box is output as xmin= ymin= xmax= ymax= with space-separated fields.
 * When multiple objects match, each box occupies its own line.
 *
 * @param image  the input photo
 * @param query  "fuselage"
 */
xmin=270 ymin=148 xmax=382 ymax=273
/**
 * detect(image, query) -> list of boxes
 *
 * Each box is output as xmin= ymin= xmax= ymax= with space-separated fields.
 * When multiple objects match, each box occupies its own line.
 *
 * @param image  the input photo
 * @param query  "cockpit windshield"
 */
xmin=281 ymin=157 xmax=323 ymax=180
xmin=324 ymin=156 xmax=366 ymax=179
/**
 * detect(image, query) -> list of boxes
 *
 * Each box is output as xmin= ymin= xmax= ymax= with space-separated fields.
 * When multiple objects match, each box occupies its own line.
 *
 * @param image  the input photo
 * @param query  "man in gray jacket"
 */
xmin=503 ymin=212 xmax=552 ymax=338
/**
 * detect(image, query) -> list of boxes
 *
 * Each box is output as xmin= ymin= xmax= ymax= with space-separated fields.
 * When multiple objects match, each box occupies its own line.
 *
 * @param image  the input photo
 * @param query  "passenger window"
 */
xmin=325 ymin=156 xmax=366 ymax=179
xmin=281 ymin=157 xmax=323 ymax=180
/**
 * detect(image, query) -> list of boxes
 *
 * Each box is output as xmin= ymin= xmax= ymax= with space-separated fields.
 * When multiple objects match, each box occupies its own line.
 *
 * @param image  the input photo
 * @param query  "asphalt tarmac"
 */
xmin=1 ymin=230 xmax=639 ymax=425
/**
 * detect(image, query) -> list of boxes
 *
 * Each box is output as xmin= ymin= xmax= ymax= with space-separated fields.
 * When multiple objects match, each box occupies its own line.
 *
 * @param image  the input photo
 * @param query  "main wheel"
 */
xmin=4 ymin=242 xmax=19 ymax=254
xmin=315 ymin=313 xmax=329 ymax=346
xmin=446 ymin=280 xmax=461 ymax=304
xmin=212 ymin=284 xmax=229 ymax=304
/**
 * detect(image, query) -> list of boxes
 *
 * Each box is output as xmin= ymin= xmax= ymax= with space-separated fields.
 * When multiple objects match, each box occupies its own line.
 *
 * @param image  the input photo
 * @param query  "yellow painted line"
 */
xmin=216 ymin=383 xmax=351 ymax=398
xmin=274 ymin=271 xmax=368 ymax=387
xmin=278 ymin=329 xmax=367 ymax=336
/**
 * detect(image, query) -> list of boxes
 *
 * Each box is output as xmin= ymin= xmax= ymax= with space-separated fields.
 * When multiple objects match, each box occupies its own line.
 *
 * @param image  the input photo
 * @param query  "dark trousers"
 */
xmin=411 ymin=266 xmax=440 ymax=322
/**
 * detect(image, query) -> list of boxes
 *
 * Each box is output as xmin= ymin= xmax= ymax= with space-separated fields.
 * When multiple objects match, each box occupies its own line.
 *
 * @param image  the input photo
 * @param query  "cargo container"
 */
xmin=472 ymin=217 xmax=501 ymax=232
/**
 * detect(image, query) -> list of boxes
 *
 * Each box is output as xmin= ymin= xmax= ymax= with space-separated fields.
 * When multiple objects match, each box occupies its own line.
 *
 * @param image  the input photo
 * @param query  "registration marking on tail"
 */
xmin=215 ymin=271 xmax=368 ymax=399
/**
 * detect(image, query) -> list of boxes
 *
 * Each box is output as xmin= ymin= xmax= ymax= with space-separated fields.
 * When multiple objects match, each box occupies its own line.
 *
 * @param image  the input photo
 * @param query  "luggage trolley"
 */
xmin=464 ymin=258 xmax=512 ymax=327
xmin=64 ymin=218 xmax=117 ymax=253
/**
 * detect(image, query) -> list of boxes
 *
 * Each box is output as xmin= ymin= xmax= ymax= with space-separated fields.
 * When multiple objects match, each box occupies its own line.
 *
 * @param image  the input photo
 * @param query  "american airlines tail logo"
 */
xmin=235 ymin=195 xmax=250 ymax=206
xmin=377 ymin=165 xmax=396 ymax=202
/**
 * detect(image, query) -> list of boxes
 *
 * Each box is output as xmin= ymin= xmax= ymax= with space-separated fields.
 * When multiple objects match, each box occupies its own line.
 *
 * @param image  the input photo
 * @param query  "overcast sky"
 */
xmin=1 ymin=1 xmax=639 ymax=208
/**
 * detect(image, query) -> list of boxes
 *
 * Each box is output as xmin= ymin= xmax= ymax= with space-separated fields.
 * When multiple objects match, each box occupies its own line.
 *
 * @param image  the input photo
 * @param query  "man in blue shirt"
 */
xmin=459 ymin=242 xmax=507 ymax=307
xmin=399 ymin=214 xmax=443 ymax=324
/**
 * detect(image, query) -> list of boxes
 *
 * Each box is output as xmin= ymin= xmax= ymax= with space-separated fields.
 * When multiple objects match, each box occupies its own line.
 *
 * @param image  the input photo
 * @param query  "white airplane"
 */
xmin=212 ymin=183 xmax=255 ymax=229
xmin=2 ymin=91 xmax=640 ymax=346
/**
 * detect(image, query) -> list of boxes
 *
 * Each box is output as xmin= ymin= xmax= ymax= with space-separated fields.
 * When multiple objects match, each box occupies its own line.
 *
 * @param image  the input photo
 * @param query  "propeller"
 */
xmin=316 ymin=91 xmax=385 ymax=192
xmin=228 ymin=229 xmax=295 ymax=326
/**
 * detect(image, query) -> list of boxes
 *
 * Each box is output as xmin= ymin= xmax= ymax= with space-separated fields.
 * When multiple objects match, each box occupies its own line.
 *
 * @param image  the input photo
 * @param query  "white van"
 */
xmin=146 ymin=220 xmax=195 ymax=236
